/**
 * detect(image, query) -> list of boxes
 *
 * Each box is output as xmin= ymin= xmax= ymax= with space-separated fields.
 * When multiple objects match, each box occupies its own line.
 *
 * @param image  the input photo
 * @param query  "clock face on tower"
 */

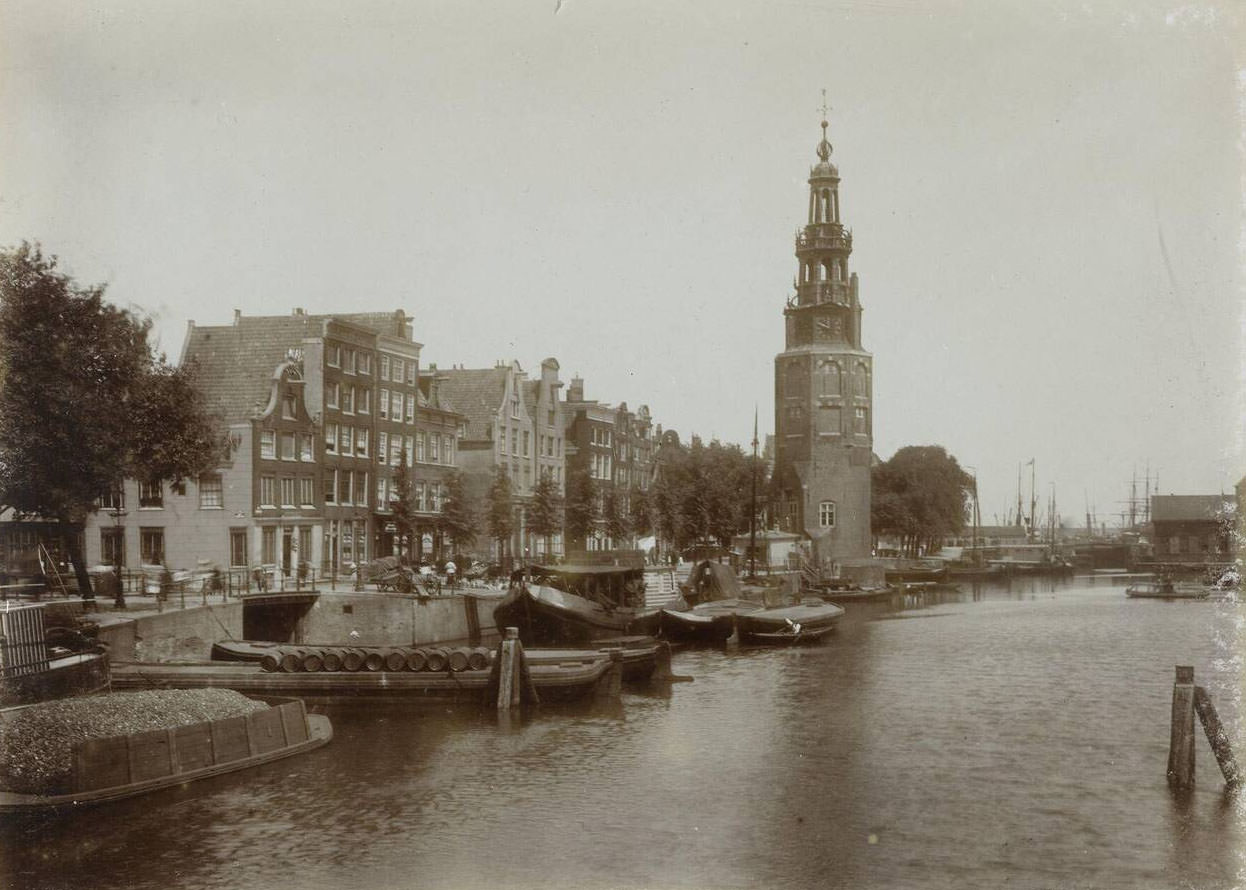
xmin=815 ymin=315 xmax=843 ymax=342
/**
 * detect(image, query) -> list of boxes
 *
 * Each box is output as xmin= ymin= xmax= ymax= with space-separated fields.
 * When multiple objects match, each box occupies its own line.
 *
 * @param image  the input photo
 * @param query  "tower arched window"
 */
xmin=819 ymin=360 xmax=842 ymax=396
xmin=803 ymin=264 xmax=811 ymax=284
xmin=820 ymin=190 xmax=831 ymax=223
xmin=832 ymin=191 xmax=840 ymax=222
xmin=854 ymin=362 xmax=868 ymax=397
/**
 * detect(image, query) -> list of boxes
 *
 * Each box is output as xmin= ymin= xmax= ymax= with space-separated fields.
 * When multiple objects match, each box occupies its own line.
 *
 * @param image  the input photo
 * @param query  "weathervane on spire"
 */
xmin=816 ymin=88 xmax=833 ymax=161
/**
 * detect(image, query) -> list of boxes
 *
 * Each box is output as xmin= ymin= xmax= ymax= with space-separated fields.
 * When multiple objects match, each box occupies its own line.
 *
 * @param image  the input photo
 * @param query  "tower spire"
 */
xmin=817 ymin=89 xmax=833 ymax=162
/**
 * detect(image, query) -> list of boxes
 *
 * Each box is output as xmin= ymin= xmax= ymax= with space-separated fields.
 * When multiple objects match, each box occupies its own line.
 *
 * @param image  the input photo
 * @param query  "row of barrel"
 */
xmin=259 ymin=645 xmax=494 ymax=674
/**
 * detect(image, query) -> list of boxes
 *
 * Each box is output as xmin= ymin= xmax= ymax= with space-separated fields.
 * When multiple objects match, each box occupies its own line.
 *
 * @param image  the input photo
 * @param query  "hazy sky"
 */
xmin=1 ymin=0 xmax=1241 ymax=526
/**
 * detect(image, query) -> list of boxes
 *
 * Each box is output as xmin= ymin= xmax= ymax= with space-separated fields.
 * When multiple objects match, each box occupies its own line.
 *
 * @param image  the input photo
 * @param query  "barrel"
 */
xmin=279 ymin=648 xmax=307 ymax=672
xmin=363 ymin=649 xmax=386 ymax=672
xmin=424 ymin=647 xmax=449 ymax=672
xmin=302 ymin=650 xmax=325 ymax=672
xmin=321 ymin=649 xmax=344 ymax=672
xmin=260 ymin=653 xmax=281 ymax=673
xmin=384 ymin=649 xmax=408 ymax=672
xmin=447 ymin=647 xmax=471 ymax=672
xmin=405 ymin=648 xmax=428 ymax=672
xmin=341 ymin=648 xmax=365 ymax=672
xmin=467 ymin=647 xmax=491 ymax=671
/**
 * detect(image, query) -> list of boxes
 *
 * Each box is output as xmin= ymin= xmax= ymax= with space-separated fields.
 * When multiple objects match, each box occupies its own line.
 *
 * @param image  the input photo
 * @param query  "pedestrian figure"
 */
xmin=445 ymin=559 xmax=457 ymax=590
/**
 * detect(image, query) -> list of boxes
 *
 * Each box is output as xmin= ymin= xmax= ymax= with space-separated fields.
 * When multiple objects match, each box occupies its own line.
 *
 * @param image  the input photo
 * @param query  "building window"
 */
xmin=339 ymin=470 xmax=352 ymax=505
xmin=300 ymin=434 xmax=314 ymax=462
xmin=101 ymin=528 xmax=124 ymax=567
xmin=819 ymin=501 xmax=836 ymax=528
xmin=325 ymin=470 xmax=337 ymax=504
xmin=393 ymin=359 xmax=404 ymax=384
xmin=281 ymin=432 xmax=296 ymax=461
xmin=344 ymin=349 xmax=356 ymax=375
xmin=380 ymin=355 xmax=391 ymax=381
xmin=430 ymin=434 xmax=440 ymax=463
xmin=405 ymin=436 xmax=414 ymax=466
xmin=391 ymin=391 xmax=402 ymax=422
xmin=359 ymin=353 xmax=371 ymax=375
xmin=416 ymin=482 xmax=427 ymax=512
xmin=443 ymin=435 xmax=453 ymax=466
xmin=405 ymin=393 xmax=415 ymax=424
xmin=377 ymin=477 xmax=388 ymax=510
xmin=300 ymin=477 xmax=314 ymax=507
xmin=342 ymin=386 xmax=354 ymax=414
xmin=407 ymin=363 xmax=417 ymax=386
xmin=262 ymin=527 xmax=276 ymax=565
xmin=390 ymin=439 xmax=402 ymax=467
xmin=417 ymin=433 xmax=426 ymax=462
xmin=379 ymin=389 xmax=389 ymax=420
xmin=359 ymin=472 xmax=368 ymax=508
xmin=260 ymin=476 xmax=276 ymax=507
xmin=356 ymin=428 xmax=369 ymax=458
xmin=511 ymin=397 xmax=519 ymax=419
xmin=101 ymin=482 xmax=125 ymax=511
xmin=327 ymin=345 xmax=341 ymax=368
xmin=229 ymin=529 xmax=247 ymax=567
xmin=280 ymin=477 xmax=295 ymax=507
xmin=522 ymin=431 xmax=530 ymax=457
xmin=854 ymin=407 xmax=868 ymax=435
xmin=140 ymin=528 xmax=165 ymax=565
xmin=327 ymin=383 xmax=340 ymax=409
xmin=339 ymin=425 xmax=352 ymax=454
xmin=378 ymin=432 xmax=388 ymax=464
xmin=282 ymin=395 xmax=297 ymax=420
xmin=139 ymin=478 xmax=163 ymax=508
xmin=260 ymin=431 xmax=276 ymax=460
xmin=199 ymin=474 xmax=223 ymax=509
xmin=854 ymin=363 xmax=869 ymax=397
xmin=358 ymin=389 xmax=370 ymax=414
xmin=325 ymin=423 xmax=338 ymax=454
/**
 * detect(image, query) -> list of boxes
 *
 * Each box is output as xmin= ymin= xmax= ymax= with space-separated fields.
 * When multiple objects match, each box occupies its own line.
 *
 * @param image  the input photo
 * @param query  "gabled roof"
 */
xmin=182 ymin=317 xmax=319 ymax=425
xmin=1152 ymin=495 xmax=1235 ymax=523
xmin=434 ymin=368 xmax=508 ymax=439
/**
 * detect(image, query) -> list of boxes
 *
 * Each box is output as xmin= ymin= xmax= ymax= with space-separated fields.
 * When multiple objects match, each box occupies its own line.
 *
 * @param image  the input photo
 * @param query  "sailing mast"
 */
xmin=748 ymin=406 xmax=758 ymax=580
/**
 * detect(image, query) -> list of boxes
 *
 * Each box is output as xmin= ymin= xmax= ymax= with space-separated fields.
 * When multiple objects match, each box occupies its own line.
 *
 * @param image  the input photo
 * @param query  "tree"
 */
xmin=527 ymin=469 xmax=562 ymax=561
xmin=602 ymin=486 xmax=629 ymax=546
xmin=389 ymin=449 xmax=415 ymax=560
xmin=437 ymin=469 xmax=476 ymax=555
xmin=0 ymin=243 xmax=221 ymax=595
xmin=563 ymin=465 xmax=597 ymax=549
xmin=628 ymin=485 xmax=652 ymax=539
xmin=871 ymin=445 xmax=974 ymax=557
xmin=486 ymin=466 xmax=514 ymax=562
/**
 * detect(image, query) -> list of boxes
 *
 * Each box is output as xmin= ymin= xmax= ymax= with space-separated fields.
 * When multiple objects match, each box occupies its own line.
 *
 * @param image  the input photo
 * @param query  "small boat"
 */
xmin=660 ymin=599 xmax=762 ymax=644
xmin=493 ymin=563 xmax=674 ymax=646
xmin=0 ymin=697 xmax=331 ymax=813
xmin=1126 ymin=579 xmax=1210 ymax=600
xmin=735 ymin=598 xmax=846 ymax=645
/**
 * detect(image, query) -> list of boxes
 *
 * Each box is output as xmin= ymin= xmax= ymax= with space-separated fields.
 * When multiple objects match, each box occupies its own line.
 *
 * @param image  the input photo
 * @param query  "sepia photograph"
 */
xmin=0 ymin=1 xmax=1242 ymax=888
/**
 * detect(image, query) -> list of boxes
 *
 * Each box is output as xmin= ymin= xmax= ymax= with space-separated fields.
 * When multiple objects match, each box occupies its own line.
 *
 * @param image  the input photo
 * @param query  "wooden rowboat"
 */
xmin=660 ymin=599 xmax=763 ymax=644
xmin=0 ymin=698 xmax=331 ymax=813
xmin=735 ymin=599 xmax=845 ymax=645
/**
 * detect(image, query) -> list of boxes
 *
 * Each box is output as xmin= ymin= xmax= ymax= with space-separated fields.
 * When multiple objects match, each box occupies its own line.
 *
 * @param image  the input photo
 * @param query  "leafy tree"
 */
xmin=563 ymin=465 xmax=597 ymax=549
xmin=437 ymin=469 xmax=475 ymax=555
xmin=389 ymin=449 xmax=415 ymax=560
xmin=527 ymin=469 xmax=562 ymax=561
xmin=628 ymin=485 xmax=652 ymax=538
xmin=0 ymin=243 xmax=220 ymax=595
xmin=486 ymin=466 xmax=514 ymax=561
xmin=602 ymin=486 xmax=629 ymax=545
xmin=871 ymin=445 xmax=973 ymax=557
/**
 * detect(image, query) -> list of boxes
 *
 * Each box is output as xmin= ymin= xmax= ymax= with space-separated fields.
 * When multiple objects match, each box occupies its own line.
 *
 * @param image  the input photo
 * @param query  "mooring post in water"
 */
xmin=497 ymin=626 xmax=520 ymax=711
xmin=652 ymin=640 xmax=673 ymax=681
xmin=1168 ymin=665 xmax=1197 ymax=789
xmin=1193 ymin=685 xmax=1242 ymax=788
xmin=596 ymin=648 xmax=623 ymax=701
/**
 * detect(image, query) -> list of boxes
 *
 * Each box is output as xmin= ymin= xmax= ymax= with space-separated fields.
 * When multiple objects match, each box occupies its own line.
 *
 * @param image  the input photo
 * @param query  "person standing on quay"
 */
xmin=444 ymin=559 xmax=457 ymax=590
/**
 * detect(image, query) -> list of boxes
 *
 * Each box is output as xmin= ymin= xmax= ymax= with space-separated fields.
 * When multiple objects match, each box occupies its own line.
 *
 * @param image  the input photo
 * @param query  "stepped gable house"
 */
xmin=772 ymin=112 xmax=874 ymax=564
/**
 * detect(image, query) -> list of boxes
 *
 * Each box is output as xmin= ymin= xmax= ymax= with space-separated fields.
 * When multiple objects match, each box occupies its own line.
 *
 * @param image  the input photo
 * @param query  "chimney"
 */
xmin=233 ymin=309 xmax=242 ymax=325
xmin=568 ymin=376 xmax=584 ymax=402
xmin=292 ymin=307 xmax=305 ymax=316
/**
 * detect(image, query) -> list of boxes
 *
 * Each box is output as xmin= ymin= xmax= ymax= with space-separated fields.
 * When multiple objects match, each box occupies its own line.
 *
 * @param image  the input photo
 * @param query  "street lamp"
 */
xmin=110 ymin=507 xmax=127 ymax=608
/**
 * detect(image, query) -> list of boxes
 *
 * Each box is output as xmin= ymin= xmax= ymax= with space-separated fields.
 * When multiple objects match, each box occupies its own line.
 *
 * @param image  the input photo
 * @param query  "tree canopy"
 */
xmin=527 ymin=469 xmax=562 ymax=560
xmin=0 ymin=243 xmax=221 ymax=593
xmin=871 ymin=445 xmax=974 ymax=557
xmin=437 ymin=469 xmax=476 ymax=554
xmin=650 ymin=435 xmax=761 ymax=557
xmin=563 ymin=465 xmax=597 ymax=547
xmin=486 ymin=466 xmax=514 ymax=559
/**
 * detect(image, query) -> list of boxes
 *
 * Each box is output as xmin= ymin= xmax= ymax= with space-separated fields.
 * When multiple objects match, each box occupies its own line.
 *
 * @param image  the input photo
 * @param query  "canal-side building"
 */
xmin=414 ymin=369 xmax=468 ymax=557
xmin=435 ymin=359 xmax=566 ymax=561
xmin=772 ymin=111 xmax=873 ymax=565
xmin=1150 ymin=494 xmax=1236 ymax=565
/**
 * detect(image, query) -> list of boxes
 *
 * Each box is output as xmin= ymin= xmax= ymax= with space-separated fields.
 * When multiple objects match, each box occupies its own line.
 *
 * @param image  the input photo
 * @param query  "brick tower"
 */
xmin=773 ymin=108 xmax=873 ymax=563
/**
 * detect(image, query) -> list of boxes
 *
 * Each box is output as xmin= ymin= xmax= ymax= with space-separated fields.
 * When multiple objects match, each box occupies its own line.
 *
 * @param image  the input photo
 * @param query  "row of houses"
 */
xmin=0 ymin=308 xmax=670 ymax=580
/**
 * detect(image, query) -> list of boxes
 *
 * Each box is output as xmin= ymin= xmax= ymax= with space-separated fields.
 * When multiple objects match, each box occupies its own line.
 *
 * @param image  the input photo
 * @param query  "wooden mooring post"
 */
xmin=494 ymin=627 xmax=538 ymax=712
xmin=1168 ymin=665 xmax=1242 ymax=790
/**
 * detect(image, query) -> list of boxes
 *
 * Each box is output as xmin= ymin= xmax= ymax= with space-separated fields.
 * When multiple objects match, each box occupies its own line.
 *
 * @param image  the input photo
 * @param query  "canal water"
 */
xmin=3 ymin=576 xmax=1243 ymax=890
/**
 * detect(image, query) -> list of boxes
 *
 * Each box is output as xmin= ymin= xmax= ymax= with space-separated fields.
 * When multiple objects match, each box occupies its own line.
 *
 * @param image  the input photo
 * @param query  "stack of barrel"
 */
xmin=258 ymin=645 xmax=494 ymax=673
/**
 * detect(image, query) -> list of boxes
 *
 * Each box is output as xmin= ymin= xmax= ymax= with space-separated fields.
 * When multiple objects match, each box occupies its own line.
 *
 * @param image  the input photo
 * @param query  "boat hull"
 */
xmin=735 ymin=600 xmax=845 ymax=645
xmin=0 ymin=699 xmax=331 ymax=813
xmin=493 ymin=584 xmax=663 ymax=647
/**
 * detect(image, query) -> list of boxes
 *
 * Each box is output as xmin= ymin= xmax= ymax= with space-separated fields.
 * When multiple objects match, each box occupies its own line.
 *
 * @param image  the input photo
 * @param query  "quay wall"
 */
xmin=293 ymin=592 xmax=501 ymax=647
xmin=99 ymin=602 xmax=243 ymax=661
